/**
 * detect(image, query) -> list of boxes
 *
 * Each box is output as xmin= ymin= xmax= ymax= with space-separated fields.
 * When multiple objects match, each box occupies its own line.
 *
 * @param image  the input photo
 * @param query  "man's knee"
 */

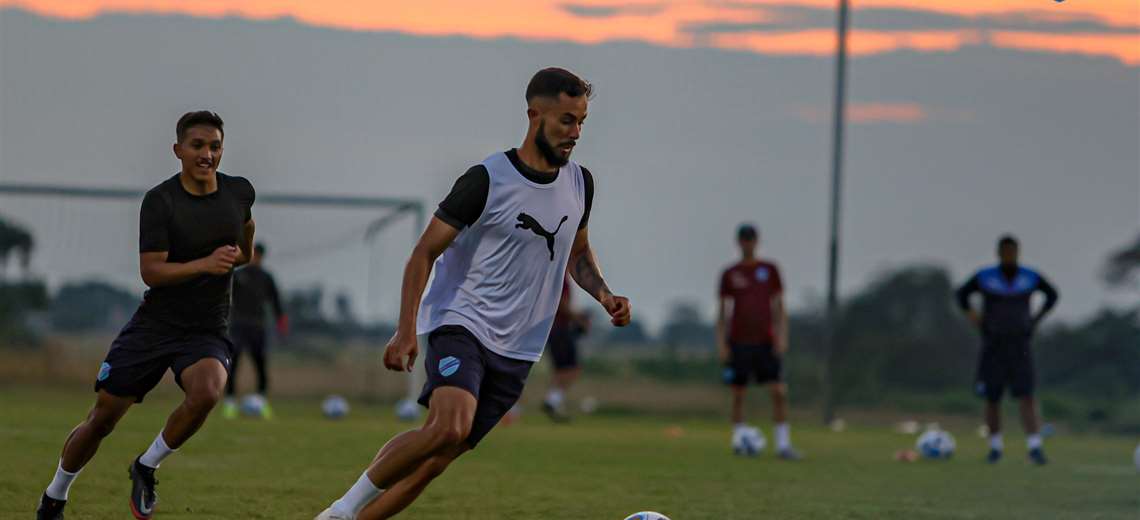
xmin=423 ymin=420 xmax=471 ymax=450
xmin=768 ymin=383 xmax=788 ymax=399
xmin=184 ymin=385 xmax=224 ymax=415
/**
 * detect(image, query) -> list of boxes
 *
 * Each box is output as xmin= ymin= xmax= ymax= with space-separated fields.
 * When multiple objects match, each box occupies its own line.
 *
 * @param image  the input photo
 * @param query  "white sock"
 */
xmin=544 ymin=389 xmax=564 ymax=408
xmin=733 ymin=422 xmax=747 ymax=434
xmin=989 ymin=433 xmax=1004 ymax=451
xmin=1027 ymin=433 xmax=1043 ymax=450
xmin=45 ymin=461 xmax=80 ymax=501
xmin=331 ymin=472 xmax=384 ymax=516
xmin=138 ymin=431 xmax=176 ymax=469
xmin=775 ymin=423 xmax=791 ymax=451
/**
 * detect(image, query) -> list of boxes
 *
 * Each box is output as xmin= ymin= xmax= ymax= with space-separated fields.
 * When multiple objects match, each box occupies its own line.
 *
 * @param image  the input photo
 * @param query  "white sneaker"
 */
xmin=314 ymin=506 xmax=354 ymax=520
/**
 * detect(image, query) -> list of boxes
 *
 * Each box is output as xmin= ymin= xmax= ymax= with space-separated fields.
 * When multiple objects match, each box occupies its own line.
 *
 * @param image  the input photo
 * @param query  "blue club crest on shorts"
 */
xmin=438 ymin=356 xmax=461 ymax=377
xmin=97 ymin=362 xmax=111 ymax=382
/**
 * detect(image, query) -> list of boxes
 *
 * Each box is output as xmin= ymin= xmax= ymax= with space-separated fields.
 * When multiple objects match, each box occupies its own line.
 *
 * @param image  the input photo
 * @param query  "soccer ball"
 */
xmin=732 ymin=426 xmax=766 ymax=456
xmin=395 ymin=398 xmax=421 ymax=422
xmin=916 ymin=429 xmax=956 ymax=459
xmin=239 ymin=394 xmax=266 ymax=417
xmin=321 ymin=395 xmax=350 ymax=419
xmin=624 ymin=512 xmax=671 ymax=520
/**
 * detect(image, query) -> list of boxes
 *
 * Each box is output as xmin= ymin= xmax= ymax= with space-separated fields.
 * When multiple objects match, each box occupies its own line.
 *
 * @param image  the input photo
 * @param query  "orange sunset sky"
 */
xmin=3 ymin=0 xmax=1138 ymax=64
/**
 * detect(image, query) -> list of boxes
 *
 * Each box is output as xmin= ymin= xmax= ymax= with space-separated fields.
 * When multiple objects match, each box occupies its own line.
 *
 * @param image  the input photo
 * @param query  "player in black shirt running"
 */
xmin=956 ymin=235 xmax=1058 ymax=465
xmin=37 ymin=111 xmax=255 ymax=520
xmin=223 ymin=242 xmax=288 ymax=419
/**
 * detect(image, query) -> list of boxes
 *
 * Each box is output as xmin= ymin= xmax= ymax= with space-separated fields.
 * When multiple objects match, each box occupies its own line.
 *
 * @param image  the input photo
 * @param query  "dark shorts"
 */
xmin=975 ymin=335 xmax=1034 ymax=402
xmin=547 ymin=325 xmax=579 ymax=370
xmin=723 ymin=343 xmax=782 ymax=386
xmin=418 ymin=325 xmax=533 ymax=448
xmin=94 ymin=313 xmax=234 ymax=403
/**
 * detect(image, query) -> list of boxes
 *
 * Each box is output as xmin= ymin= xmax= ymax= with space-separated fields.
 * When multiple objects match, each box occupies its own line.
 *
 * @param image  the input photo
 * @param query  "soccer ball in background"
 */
xmin=732 ymin=426 xmax=766 ymax=456
xmin=916 ymin=429 xmax=956 ymax=459
xmin=624 ymin=512 xmax=671 ymax=520
xmin=321 ymin=395 xmax=350 ymax=420
xmin=395 ymin=398 xmax=421 ymax=422
xmin=239 ymin=394 xmax=266 ymax=417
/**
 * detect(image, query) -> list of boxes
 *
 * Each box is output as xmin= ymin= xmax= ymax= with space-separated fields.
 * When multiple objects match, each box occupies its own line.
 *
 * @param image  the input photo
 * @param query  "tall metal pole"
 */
xmin=822 ymin=0 xmax=850 ymax=424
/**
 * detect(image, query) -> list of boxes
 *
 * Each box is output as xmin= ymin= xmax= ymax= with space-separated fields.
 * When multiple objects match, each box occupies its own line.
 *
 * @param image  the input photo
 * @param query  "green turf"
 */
xmin=2 ymin=387 xmax=1137 ymax=519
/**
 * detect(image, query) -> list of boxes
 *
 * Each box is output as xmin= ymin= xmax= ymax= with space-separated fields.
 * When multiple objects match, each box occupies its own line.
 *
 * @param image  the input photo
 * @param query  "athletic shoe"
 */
xmin=222 ymin=399 xmax=238 ymax=419
xmin=128 ymin=458 xmax=158 ymax=519
xmin=541 ymin=401 xmax=570 ymax=424
xmin=986 ymin=449 xmax=1002 ymax=464
xmin=260 ymin=402 xmax=275 ymax=420
xmin=1028 ymin=447 xmax=1048 ymax=466
xmin=777 ymin=447 xmax=804 ymax=461
xmin=314 ymin=507 xmax=354 ymax=520
xmin=36 ymin=493 xmax=66 ymax=520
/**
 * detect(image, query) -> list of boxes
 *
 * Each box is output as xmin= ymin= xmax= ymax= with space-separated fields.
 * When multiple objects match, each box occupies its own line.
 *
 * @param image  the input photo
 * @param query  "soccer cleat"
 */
xmin=222 ymin=399 xmax=238 ymax=419
xmin=541 ymin=401 xmax=571 ymax=424
xmin=1028 ymin=447 xmax=1048 ymax=466
xmin=777 ymin=447 xmax=803 ymax=461
xmin=986 ymin=449 xmax=1003 ymax=464
xmin=260 ymin=402 xmax=275 ymax=420
xmin=128 ymin=458 xmax=158 ymax=519
xmin=36 ymin=493 xmax=66 ymax=520
xmin=314 ymin=507 xmax=354 ymax=520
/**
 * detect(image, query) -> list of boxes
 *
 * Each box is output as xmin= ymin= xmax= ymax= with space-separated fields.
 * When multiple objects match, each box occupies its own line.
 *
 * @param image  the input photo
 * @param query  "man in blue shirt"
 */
xmin=957 ymin=235 xmax=1058 ymax=465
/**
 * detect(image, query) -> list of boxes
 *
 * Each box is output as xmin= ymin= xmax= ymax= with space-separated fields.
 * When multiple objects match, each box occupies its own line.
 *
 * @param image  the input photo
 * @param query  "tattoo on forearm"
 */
xmin=571 ymin=249 xmax=611 ymax=301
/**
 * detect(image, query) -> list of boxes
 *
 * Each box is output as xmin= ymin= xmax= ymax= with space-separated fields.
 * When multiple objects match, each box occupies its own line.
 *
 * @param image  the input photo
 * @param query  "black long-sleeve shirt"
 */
xmin=956 ymin=264 xmax=1058 ymax=337
xmin=231 ymin=264 xmax=283 ymax=328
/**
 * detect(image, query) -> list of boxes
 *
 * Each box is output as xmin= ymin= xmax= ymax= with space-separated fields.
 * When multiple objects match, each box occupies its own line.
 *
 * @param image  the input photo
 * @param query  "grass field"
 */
xmin=2 ymin=386 xmax=1137 ymax=519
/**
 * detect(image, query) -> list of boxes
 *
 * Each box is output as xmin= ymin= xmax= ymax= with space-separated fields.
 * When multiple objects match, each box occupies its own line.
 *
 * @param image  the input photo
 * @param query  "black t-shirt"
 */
xmin=231 ymin=264 xmax=284 ymax=327
xmin=137 ymin=173 xmax=255 ymax=330
xmin=435 ymin=149 xmax=594 ymax=230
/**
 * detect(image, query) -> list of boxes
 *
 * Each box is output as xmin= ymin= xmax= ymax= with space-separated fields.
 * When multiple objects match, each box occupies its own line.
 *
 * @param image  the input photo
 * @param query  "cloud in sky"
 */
xmin=559 ymin=2 xmax=666 ymax=19
xmin=3 ymin=0 xmax=1137 ymax=63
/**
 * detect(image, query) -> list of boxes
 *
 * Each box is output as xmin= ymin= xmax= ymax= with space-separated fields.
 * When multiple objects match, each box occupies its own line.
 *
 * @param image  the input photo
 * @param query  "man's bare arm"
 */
xmin=567 ymin=227 xmax=630 ymax=326
xmin=382 ymin=217 xmax=461 ymax=371
xmin=140 ymin=246 xmax=237 ymax=288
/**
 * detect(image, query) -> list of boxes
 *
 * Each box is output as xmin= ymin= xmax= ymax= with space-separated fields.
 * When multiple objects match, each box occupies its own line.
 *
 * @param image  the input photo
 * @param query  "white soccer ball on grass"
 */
xmin=239 ymin=394 xmax=266 ymax=417
xmin=916 ymin=429 xmax=956 ymax=460
xmin=395 ymin=398 xmax=421 ymax=422
xmin=321 ymin=395 xmax=350 ymax=419
xmin=732 ymin=426 xmax=766 ymax=456
xmin=624 ymin=512 xmax=671 ymax=520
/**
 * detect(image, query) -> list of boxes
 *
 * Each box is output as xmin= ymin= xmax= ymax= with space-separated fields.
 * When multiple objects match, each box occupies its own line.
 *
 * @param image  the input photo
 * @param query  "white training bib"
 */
xmin=417 ymin=152 xmax=587 ymax=361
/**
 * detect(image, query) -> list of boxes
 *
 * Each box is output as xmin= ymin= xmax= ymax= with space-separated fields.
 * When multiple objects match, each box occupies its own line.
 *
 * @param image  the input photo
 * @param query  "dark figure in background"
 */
xmin=957 ymin=234 xmax=1058 ymax=465
xmin=223 ymin=242 xmax=288 ymax=419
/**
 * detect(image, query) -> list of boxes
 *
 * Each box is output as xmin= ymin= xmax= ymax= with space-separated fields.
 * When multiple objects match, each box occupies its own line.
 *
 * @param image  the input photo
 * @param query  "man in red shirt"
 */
xmin=716 ymin=224 xmax=800 ymax=459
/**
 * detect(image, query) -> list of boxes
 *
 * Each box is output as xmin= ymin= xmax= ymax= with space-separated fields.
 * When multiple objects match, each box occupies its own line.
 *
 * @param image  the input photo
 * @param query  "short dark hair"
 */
xmin=254 ymin=242 xmax=266 ymax=255
xmin=737 ymin=224 xmax=758 ymax=241
xmin=176 ymin=111 xmax=224 ymax=142
xmin=997 ymin=234 xmax=1019 ymax=249
xmin=525 ymin=68 xmax=593 ymax=103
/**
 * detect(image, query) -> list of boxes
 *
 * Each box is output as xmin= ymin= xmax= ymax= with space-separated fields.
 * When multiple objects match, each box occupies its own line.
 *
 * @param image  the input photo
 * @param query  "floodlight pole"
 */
xmin=822 ymin=0 xmax=850 ymax=425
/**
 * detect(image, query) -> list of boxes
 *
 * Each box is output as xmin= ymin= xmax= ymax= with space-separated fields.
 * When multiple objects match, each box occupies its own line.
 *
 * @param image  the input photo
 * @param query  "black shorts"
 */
xmin=94 ymin=313 xmax=234 ymax=403
xmin=974 ymin=335 xmax=1034 ymax=403
xmin=723 ymin=343 xmax=782 ymax=386
xmin=418 ymin=326 xmax=533 ymax=448
xmin=547 ymin=325 xmax=579 ymax=370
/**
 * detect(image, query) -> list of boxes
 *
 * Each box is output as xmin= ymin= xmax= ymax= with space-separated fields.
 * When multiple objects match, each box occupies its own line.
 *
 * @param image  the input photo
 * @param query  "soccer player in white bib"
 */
xmin=316 ymin=67 xmax=632 ymax=520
